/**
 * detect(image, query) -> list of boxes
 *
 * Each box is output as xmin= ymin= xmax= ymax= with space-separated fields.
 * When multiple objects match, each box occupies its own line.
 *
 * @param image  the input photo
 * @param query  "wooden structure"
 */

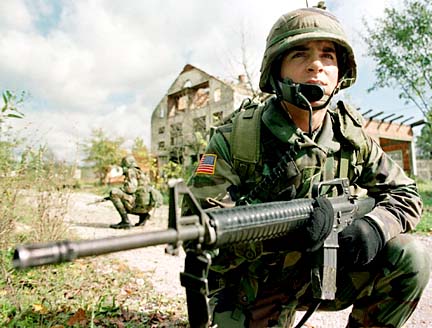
xmin=359 ymin=109 xmax=425 ymax=176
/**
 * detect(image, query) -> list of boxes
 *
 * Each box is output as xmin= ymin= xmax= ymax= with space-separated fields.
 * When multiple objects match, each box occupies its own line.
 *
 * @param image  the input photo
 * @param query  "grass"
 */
xmin=414 ymin=179 xmax=432 ymax=234
xmin=0 ymin=249 xmax=188 ymax=327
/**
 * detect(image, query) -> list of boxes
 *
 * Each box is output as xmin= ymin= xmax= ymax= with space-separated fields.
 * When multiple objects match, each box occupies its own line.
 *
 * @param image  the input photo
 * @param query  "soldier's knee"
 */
xmin=384 ymin=234 xmax=431 ymax=288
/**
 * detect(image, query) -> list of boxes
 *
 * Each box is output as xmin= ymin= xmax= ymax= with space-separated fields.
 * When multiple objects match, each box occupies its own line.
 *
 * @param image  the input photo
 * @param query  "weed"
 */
xmin=0 ymin=179 xmax=19 ymax=248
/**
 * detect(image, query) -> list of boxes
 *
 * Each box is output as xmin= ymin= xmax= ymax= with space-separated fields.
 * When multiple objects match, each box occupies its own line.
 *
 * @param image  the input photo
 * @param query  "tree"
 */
xmin=82 ymin=128 xmax=126 ymax=184
xmin=416 ymin=112 xmax=432 ymax=159
xmin=364 ymin=0 xmax=432 ymax=117
xmin=131 ymin=137 xmax=151 ymax=170
xmin=363 ymin=0 xmax=432 ymax=157
xmin=223 ymin=22 xmax=260 ymax=98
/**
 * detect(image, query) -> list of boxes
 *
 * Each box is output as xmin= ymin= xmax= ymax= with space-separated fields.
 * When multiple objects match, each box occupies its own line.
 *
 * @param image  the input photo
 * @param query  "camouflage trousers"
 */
xmin=110 ymin=188 xmax=136 ymax=217
xmin=110 ymin=188 xmax=151 ymax=216
xmin=211 ymin=234 xmax=431 ymax=328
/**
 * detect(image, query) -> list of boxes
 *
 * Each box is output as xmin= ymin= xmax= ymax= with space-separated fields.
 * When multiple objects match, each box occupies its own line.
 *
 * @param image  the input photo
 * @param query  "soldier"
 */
xmin=110 ymin=155 xmax=155 ymax=229
xmin=186 ymin=7 xmax=430 ymax=328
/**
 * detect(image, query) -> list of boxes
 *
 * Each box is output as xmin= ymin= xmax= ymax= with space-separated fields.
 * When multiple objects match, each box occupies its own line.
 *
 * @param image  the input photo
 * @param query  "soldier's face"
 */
xmin=280 ymin=40 xmax=339 ymax=106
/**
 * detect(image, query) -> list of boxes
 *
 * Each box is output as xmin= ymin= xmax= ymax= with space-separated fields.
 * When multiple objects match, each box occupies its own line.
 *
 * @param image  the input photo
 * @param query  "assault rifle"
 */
xmin=13 ymin=178 xmax=374 ymax=328
xmin=86 ymin=196 xmax=110 ymax=206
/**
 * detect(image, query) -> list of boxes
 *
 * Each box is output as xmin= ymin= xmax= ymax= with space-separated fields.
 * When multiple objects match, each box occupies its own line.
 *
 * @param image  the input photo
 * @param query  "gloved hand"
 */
xmin=338 ymin=217 xmax=385 ymax=268
xmin=303 ymin=197 xmax=334 ymax=252
xmin=263 ymin=197 xmax=333 ymax=253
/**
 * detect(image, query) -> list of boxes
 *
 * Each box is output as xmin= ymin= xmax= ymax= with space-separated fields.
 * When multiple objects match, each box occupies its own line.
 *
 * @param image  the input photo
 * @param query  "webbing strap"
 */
xmin=231 ymin=105 xmax=264 ymax=179
xmin=339 ymin=150 xmax=350 ymax=179
xmin=322 ymin=156 xmax=335 ymax=196
xmin=324 ymin=156 xmax=335 ymax=181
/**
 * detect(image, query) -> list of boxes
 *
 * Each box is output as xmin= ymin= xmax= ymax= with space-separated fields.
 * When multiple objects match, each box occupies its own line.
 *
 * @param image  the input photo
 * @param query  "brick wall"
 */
xmin=379 ymin=138 xmax=412 ymax=172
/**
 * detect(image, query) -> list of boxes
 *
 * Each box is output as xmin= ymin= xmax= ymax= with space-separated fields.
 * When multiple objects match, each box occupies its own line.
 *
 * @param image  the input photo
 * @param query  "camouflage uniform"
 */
xmin=110 ymin=155 xmax=154 ymax=229
xmin=186 ymin=7 xmax=431 ymax=328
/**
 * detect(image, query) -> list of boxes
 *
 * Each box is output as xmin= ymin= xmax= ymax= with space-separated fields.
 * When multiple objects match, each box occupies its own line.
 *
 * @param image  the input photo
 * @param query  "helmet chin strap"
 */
xmin=274 ymin=77 xmax=340 ymax=136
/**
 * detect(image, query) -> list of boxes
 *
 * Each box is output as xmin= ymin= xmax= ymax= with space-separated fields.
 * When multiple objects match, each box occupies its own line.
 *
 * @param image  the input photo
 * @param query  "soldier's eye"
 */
xmin=291 ymin=52 xmax=306 ymax=59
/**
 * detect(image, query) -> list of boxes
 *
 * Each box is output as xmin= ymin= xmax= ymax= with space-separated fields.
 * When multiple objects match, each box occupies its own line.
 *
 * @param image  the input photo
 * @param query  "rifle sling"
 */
xmin=293 ymin=300 xmax=321 ymax=328
xmin=238 ymin=144 xmax=300 ymax=204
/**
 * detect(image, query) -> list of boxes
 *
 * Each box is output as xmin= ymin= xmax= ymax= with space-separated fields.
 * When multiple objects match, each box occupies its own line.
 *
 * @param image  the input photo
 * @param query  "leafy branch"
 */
xmin=1 ymin=90 xmax=25 ymax=123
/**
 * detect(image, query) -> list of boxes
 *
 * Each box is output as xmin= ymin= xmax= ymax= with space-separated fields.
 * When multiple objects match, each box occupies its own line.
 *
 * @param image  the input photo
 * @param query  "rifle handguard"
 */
xmin=207 ymin=199 xmax=313 ymax=247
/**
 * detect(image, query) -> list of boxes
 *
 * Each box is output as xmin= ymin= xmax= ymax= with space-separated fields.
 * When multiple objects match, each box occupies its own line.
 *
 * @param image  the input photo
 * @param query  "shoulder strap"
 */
xmin=338 ymin=150 xmax=350 ymax=179
xmin=231 ymin=102 xmax=264 ymax=179
xmin=333 ymin=101 xmax=366 ymax=150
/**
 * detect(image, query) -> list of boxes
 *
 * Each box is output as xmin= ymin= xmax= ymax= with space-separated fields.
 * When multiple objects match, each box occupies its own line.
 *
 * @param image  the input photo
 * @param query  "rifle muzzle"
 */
xmin=13 ymin=241 xmax=78 ymax=269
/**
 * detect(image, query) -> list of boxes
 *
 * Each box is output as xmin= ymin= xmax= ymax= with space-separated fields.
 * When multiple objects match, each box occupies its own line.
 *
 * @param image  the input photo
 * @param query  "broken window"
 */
xmin=177 ymin=95 xmax=188 ymax=111
xmin=184 ymin=80 xmax=192 ymax=88
xmin=168 ymin=92 xmax=188 ymax=115
xmin=167 ymin=81 xmax=210 ymax=115
xmin=212 ymin=111 xmax=223 ymax=125
xmin=170 ymin=123 xmax=183 ymax=146
xmin=158 ymin=141 xmax=165 ymax=150
xmin=193 ymin=116 xmax=207 ymax=135
xmin=190 ymin=87 xmax=209 ymax=109
xmin=158 ymin=127 xmax=165 ymax=134
xmin=168 ymin=101 xmax=176 ymax=117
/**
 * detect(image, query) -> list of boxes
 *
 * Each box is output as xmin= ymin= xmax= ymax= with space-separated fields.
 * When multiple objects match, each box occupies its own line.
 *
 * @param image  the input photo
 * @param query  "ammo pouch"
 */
xmin=134 ymin=187 xmax=151 ymax=211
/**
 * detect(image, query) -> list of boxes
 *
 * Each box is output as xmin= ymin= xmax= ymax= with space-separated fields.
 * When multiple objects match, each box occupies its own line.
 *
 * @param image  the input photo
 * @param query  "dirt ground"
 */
xmin=66 ymin=192 xmax=432 ymax=328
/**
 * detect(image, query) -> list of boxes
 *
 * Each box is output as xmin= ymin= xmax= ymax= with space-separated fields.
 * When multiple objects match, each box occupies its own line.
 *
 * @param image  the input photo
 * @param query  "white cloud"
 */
xmin=2 ymin=0 xmax=418 ymax=163
xmin=0 ymin=1 xmax=33 ymax=31
xmin=12 ymin=94 xmax=152 ymax=162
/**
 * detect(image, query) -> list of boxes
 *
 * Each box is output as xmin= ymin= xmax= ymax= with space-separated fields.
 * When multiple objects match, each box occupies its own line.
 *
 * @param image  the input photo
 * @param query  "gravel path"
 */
xmin=66 ymin=192 xmax=432 ymax=327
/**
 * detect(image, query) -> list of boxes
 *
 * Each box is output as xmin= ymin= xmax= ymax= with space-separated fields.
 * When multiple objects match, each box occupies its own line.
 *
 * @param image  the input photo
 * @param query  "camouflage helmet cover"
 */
xmin=259 ymin=8 xmax=357 ymax=93
xmin=121 ymin=155 xmax=138 ymax=169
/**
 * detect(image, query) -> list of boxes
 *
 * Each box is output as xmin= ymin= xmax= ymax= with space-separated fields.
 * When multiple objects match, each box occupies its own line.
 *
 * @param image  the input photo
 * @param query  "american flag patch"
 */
xmin=196 ymin=154 xmax=217 ymax=175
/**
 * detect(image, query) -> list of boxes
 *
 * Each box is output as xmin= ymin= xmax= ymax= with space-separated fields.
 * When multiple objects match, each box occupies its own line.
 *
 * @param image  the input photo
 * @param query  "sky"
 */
xmin=0 ymin=0 xmax=423 ymax=163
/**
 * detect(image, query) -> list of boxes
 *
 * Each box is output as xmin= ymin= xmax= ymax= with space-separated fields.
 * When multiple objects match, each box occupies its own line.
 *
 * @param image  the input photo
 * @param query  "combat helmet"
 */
xmin=259 ymin=8 xmax=357 ymax=96
xmin=121 ymin=155 xmax=138 ymax=169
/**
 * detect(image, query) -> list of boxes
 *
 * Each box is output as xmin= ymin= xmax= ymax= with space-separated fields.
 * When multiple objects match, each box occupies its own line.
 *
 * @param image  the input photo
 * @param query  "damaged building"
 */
xmin=150 ymin=64 xmax=254 ymax=168
xmin=151 ymin=64 xmax=424 ymax=177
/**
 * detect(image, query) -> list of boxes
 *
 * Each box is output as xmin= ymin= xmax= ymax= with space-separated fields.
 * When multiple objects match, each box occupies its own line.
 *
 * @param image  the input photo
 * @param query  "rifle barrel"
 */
xmin=13 ymin=225 xmax=203 ymax=269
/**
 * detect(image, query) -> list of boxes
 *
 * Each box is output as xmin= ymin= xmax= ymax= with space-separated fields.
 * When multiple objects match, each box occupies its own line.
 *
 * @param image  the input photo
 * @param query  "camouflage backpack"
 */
xmin=149 ymin=187 xmax=163 ymax=208
xmin=226 ymin=98 xmax=368 ymax=192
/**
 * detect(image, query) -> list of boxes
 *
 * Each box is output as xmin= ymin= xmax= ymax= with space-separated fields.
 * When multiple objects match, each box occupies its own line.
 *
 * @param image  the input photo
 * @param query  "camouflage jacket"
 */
xmin=123 ymin=167 xmax=150 ymax=194
xmin=187 ymin=97 xmax=422 ymax=289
